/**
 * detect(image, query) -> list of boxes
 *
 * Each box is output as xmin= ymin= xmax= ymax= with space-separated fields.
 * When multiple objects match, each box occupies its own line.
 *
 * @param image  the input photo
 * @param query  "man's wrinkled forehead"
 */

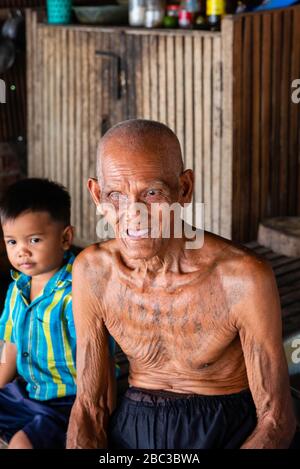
xmin=97 ymin=131 xmax=183 ymax=184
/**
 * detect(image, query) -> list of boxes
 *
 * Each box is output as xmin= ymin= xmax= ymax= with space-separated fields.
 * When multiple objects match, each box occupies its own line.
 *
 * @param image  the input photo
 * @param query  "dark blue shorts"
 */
xmin=109 ymin=386 xmax=257 ymax=449
xmin=0 ymin=378 xmax=75 ymax=448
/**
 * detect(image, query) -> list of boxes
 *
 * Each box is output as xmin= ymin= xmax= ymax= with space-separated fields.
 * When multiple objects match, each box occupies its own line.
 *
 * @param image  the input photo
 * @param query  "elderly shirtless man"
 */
xmin=67 ymin=119 xmax=295 ymax=449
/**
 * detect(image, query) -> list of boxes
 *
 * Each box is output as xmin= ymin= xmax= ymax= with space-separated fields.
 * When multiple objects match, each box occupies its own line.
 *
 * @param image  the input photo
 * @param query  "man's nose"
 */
xmin=125 ymin=197 xmax=148 ymax=220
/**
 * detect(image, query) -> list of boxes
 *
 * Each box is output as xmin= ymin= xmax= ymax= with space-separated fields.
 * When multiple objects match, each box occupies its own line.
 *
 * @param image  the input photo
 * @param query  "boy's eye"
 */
xmin=6 ymin=240 xmax=16 ymax=246
xmin=30 ymin=238 xmax=41 ymax=244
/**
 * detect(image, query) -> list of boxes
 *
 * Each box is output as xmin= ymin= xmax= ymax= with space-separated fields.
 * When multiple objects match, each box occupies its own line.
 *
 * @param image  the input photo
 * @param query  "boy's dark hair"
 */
xmin=0 ymin=178 xmax=71 ymax=226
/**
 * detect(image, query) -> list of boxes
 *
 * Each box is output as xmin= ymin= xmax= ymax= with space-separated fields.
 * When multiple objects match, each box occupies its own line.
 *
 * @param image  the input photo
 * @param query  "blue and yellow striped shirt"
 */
xmin=0 ymin=251 xmax=76 ymax=401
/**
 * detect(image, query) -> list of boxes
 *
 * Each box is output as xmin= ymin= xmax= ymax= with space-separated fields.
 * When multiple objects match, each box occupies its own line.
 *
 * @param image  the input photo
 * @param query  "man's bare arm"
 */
xmin=233 ymin=258 xmax=296 ymax=448
xmin=0 ymin=340 xmax=17 ymax=388
xmin=67 ymin=251 xmax=116 ymax=449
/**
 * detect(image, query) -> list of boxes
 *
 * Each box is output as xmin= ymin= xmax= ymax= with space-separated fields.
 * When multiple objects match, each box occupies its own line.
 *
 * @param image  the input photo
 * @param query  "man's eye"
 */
xmin=6 ymin=240 xmax=16 ymax=246
xmin=109 ymin=192 xmax=121 ymax=200
xmin=146 ymin=189 xmax=160 ymax=197
xmin=30 ymin=238 xmax=41 ymax=244
xmin=109 ymin=192 xmax=127 ymax=202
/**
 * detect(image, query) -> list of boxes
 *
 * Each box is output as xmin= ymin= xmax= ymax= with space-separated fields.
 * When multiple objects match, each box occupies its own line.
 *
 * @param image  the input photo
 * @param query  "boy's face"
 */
xmin=2 ymin=211 xmax=73 ymax=278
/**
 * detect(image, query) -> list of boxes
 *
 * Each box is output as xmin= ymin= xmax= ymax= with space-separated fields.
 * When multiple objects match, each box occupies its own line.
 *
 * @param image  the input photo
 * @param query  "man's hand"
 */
xmin=0 ymin=340 xmax=17 ymax=388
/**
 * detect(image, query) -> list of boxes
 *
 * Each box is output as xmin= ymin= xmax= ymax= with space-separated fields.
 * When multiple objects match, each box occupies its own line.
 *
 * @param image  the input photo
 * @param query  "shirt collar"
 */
xmin=10 ymin=250 xmax=75 ymax=294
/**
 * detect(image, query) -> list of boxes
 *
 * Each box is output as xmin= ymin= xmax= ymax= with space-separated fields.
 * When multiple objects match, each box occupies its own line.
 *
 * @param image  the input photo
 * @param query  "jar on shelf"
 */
xmin=144 ymin=0 xmax=165 ymax=28
xmin=129 ymin=0 xmax=146 ymax=27
xmin=163 ymin=4 xmax=179 ymax=28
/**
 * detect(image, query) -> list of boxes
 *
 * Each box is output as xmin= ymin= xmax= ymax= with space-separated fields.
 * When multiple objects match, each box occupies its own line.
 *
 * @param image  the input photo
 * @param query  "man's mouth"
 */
xmin=126 ymin=228 xmax=149 ymax=239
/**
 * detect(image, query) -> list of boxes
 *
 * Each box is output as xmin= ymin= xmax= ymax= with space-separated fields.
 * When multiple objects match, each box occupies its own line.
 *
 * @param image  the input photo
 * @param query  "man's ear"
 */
xmin=62 ymin=225 xmax=74 ymax=250
xmin=179 ymin=169 xmax=194 ymax=205
xmin=87 ymin=178 xmax=102 ymax=206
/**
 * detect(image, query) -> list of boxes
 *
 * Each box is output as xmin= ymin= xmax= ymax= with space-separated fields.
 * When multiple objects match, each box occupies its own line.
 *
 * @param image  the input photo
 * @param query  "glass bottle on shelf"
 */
xmin=178 ymin=0 xmax=194 ymax=29
xmin=163 ymin=4 xmax=180 ymax=28
xmin=206 ymin=0 xmax=225 ymax=30
xmin=129 ymin=0 xmax=146 ymax=27
xmin=144 ymin=0 xmax=165 ymax=28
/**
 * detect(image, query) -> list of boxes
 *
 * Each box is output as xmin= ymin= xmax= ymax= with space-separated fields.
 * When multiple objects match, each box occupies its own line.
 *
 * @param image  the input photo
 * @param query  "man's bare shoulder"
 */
xmin=73 ymin=239 xmax=119 ymax=275
xmin=195 ymin=231 xmax=273 ymax=283
xmin=204 ymin=233 xmax=278 ymax=316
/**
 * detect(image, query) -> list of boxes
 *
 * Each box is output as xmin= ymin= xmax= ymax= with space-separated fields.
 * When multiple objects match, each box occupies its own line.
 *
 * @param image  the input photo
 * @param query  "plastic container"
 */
xmin=46 ymin=0 xmax=73 ymax=25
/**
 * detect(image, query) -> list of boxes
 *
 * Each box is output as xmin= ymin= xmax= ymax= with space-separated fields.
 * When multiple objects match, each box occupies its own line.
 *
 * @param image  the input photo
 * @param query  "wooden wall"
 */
xmin=232 ymin=6 xmax=300 ymax=241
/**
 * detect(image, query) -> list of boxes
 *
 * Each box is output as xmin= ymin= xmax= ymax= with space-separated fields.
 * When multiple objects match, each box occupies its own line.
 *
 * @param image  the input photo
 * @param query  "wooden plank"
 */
xmin=75 ymin=30 xmax=83 ymax=240
xmin=166 ymin=35 xmax=175 ymax=132
xmin=276 ymin=269 xmax=300 ymax=288
xmin=81 ymin=32 xmax=89 ymax=242
xmin=38 ymin=24 xmax=46 ymax=178
xmin=203 ymin=36 xmax=212 ymax=231
xmin=240 ymin=16 xmax=252 ymax=241
xmin=261 ymin=251 xmax=283 ymax=261
xmin=68 ymin=29 xmax=76 ymax=230
xmin=281 ymin=290 xmax=300 ymax=308
xmin=279 ymin=282 xmax=300 ymax=296
xmin=279 ymin=10 xmax=292 ymax=215
xmin=26 ymin=9 xmax=33 ymax=176
xmin=250 ymin=14 xmax=261 ymax=239
xmin=272 ymin=255 xmax=300 ymax=268
xmin=142 ymin=35 xmax=151 ymax=120
xmin=175 ymin=35 xmax=184 ymax=157
xmin=61 ymin=28 xmax=68 ymax=189
xmin=260 ymin=13 xmax=271 ymax=220
xmin=211 ymin=35 xmax=222 ymax=235
xmin=245 ymin=240 xmax=261 ymax=249
xmin=149 ymin=35 xmax=159 ymax=121
xmin=193 ymin=36 xmax=204 ymax=212
xmin=126 ymin=33 xmax=136 ymax=120
xmin=221 ymin=17 xmax=234 ymax=239
xmin=48 ymin=27 xmax=55 ymax=181
xmin=270 ymin=11 xmax=282 ymax=215
xmin=274 ymin=259 xmax=300 ymax=276
xmin=158 ymin=35 xmax=166 ymax=124
xmin=88 ymin=33 xmax=98 ymax=243
xmin=184 ymin=35 xmax=194 ymax=171
xmin=134 ymin=34 xmax=143 ymax=119
xmin=54 ymin=28 xmax=62 ymax=184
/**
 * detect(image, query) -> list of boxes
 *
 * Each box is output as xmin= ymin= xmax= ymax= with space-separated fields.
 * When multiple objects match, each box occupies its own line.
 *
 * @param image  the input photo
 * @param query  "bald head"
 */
xmin=96 ymin=119 xmax=184 ymax=183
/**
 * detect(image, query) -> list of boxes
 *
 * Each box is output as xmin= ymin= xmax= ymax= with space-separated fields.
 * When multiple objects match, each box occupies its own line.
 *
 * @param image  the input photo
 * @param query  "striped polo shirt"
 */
xmin=0 ymin=251 xmax=76 ymax=401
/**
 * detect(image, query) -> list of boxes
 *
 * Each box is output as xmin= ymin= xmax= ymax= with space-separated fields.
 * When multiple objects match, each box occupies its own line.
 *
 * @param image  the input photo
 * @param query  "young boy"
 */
xmin=0 ymin=178 xmax=76 ymax=449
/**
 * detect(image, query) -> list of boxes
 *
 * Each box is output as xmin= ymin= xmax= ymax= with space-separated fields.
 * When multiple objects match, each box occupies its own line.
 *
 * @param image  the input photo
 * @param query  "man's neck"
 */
xmin=120 ymin=237 xmax=187 ymax=275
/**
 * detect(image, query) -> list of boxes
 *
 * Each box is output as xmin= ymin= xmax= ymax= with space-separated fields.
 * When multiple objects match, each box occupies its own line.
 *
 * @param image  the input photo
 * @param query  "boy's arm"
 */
xmin=0 ymin=283 xmax=17 ymax=387
xmin=67 ymin=253 xmax=115 ymax=449
xmin=0 ymin=340 xmax=17 ymax=388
